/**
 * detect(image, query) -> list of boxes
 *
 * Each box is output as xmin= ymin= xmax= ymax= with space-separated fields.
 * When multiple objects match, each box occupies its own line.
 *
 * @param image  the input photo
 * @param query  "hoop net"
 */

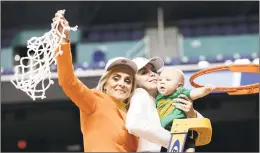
xmin=10 ymin=9 xmax=78 ymax=101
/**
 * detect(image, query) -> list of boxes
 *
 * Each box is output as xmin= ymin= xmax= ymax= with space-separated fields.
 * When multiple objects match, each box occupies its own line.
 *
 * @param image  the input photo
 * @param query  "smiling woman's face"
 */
xmin=103 ymin=66 xmax=135 ymax=102
xmin=135 ymin=64 xmax=159 ymax=92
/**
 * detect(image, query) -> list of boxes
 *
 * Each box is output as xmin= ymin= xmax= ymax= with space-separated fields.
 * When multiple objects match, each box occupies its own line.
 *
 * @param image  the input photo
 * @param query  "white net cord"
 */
xmin=10 ymin=9 xmax=78 ymax=101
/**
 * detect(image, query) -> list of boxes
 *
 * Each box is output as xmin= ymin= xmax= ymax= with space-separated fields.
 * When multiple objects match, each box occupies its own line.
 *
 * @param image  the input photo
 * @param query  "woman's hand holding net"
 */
xmin=10 ymin=9 xmax=78 ymax=101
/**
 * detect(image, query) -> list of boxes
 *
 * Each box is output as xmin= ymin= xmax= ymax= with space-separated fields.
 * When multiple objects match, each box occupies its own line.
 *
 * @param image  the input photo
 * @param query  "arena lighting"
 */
xmin=199 ymin=55 xmax=206 ymax=61
xmin=198 ymin=60 xmax=210 ymax=69
xmin=75 ymin=67 xmax=84 ymax=72
xmin=14 ymin=54 xmax=20 ymax=61
xmin=234 ymin=59 xmax=251 ymax=64
xmin=233 ymin=53 xmax=240 ymax=59
xmin=82 ymin=62 xmax=89 ymax=67
xmin=216 ymin=54 xmax=223 ymax=61
xmin=251 ymin=52 xmax=258 ymax=59
xmin=99 ymin=61 xmax=106 ymax=67
xmin=164 ymin=56 xmax=172 ymax=64
xmin=17 ymin=140 xmax=27 ymax=149
xmin=224 ymin=60 xmax=233 ymax=65
xmin=252 ymin=58 xmax=259 ymax=64
xmin=191 ymin=40 xmax=201 ymax=48
xmin=181 ymin=56 xmax=189 ymax=63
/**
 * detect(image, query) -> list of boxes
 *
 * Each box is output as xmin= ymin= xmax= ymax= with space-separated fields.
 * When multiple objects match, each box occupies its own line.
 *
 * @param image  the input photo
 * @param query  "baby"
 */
xmin=156 ymin=67 xmax=215 ymax=152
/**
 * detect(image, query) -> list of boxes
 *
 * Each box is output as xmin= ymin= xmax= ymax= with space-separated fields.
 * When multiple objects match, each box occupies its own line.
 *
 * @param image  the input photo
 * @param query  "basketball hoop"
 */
xmin=190 ymin=64 xmax=259 ymax=95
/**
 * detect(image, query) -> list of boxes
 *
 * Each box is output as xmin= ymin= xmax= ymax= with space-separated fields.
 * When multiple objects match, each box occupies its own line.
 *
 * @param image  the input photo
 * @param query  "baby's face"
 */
xmin=158 ymin=68 xmax=184 ymax=96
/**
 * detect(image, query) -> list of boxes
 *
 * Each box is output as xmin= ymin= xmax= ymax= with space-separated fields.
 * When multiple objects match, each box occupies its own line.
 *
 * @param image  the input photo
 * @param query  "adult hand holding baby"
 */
xmin=172 ymin=94 xmax=197 ymax=118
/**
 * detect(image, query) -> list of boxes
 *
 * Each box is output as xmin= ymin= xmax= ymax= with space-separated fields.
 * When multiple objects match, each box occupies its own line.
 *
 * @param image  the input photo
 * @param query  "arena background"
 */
xmin=1 ymin=1 xmax=259 ymax=152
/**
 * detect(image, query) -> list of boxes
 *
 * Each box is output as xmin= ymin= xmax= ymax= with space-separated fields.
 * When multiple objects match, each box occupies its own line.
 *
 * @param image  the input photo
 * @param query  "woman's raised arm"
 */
xmin=54 ymin=12 xmax=99 ymax=115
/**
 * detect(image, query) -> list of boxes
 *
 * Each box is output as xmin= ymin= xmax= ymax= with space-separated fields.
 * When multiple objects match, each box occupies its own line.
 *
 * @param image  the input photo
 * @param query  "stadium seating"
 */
xmin=1 ymin=15 xmax=259 ymax=75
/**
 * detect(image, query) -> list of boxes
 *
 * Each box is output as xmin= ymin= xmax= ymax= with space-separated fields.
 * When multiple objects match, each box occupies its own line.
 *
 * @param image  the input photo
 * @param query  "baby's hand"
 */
xmin=205 ymin=84 xmax=216 ymax=92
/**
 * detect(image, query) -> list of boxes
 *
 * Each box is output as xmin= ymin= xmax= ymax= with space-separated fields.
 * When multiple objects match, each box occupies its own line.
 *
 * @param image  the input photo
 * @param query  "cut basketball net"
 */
xmin=10 ymin=10 xmax=78 ymax=101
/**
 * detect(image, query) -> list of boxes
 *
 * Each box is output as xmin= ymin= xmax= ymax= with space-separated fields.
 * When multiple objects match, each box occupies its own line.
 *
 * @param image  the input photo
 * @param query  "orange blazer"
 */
xmin=56 ymin=42 xmax=138 ymax=152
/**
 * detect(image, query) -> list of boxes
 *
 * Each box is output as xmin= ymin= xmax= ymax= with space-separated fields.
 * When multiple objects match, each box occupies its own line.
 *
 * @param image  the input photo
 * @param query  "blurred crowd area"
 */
xmin=1 ymin=1 xmax=259 ymax=75
xmin=1 ymin=1 xmax=259 ymax=152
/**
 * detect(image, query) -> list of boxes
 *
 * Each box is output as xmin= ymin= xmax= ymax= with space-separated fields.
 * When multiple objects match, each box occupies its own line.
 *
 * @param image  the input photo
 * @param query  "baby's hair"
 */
xmin=161 ymin=67 xmax=185 ymax=83
xmin=161 ymin=67 xmax=184 ymax=75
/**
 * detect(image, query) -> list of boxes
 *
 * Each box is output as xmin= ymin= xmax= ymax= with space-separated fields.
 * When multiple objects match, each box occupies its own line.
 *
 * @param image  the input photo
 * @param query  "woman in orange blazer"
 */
xmin=53 ymin=11 xmax=138 ymax=152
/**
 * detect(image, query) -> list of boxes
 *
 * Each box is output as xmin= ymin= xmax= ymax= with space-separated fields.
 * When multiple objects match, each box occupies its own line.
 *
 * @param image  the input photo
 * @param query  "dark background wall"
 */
xmin=2 ymin=94 xmax=259 ymax=152
xmin=1 ymin=1 xmax=259 ymax=30
xmin=1 ymin=76 xmax=101 ymax=103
